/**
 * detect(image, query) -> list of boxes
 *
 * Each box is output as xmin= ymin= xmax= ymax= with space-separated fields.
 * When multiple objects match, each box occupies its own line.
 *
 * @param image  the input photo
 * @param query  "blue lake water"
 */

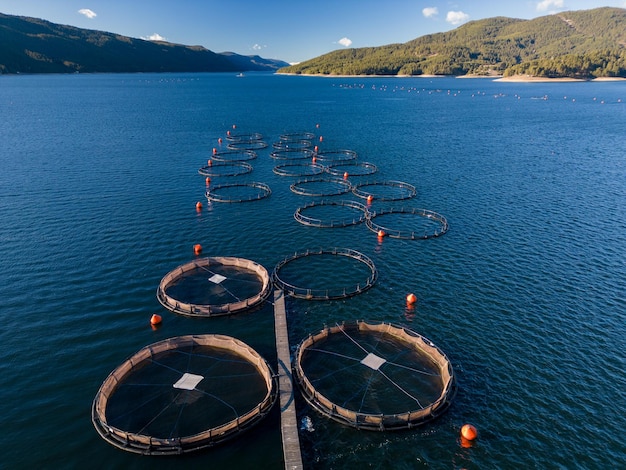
xmin=1 ymin=72 xmax=625 ymax=469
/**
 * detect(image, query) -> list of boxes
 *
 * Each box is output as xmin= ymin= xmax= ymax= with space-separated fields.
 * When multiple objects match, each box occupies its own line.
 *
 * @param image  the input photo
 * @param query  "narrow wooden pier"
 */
xmin=273 ymin=289 xmax=304 ymax=470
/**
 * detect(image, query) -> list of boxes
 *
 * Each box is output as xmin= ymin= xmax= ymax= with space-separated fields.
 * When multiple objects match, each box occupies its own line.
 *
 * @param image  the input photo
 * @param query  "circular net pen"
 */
xmin=211 ymin=149 xmax=257 ymax=162
xmin=290 ymin=177 xmax=353 ymax=197
xmin=326 ymin=161 xmax=378 ymax=178
xmin=280 ymin=132 xmax=316 ymax=142
xmin=198 ymin=161 xmax=253 ymax=177
xmin=272 ymin=140 xmax=312 ymax=150
xmin=294 ymin=200 xmax=369 ymax=228
xmin=227 ymin=140 xmax=268 ymax=151
xmin=294 ymin=321 xmax=456 ymax=431
xmin=225 ymin=132 xmax=263 ymax=143
xmin=92 ymin=334 xmax=278 ymax=455
xmin=270 ymin=148 xmax=316 ymax=161
xmin=367 ymin=207 xmax=449 ymax=239
xmin=157 ymin=257 xmax=272 ymax=317
xmin=273 ymin=162 xmax=325 ymax=177
xmin=205 ymin=182 xmax=271 ymax=203
xmin=353 ymin=180 xmax=416 ymax=202
xmin=315 ymin=149 xmax=358 ymax=163
xmin=272 ymin=248 xmax=377 ymax=300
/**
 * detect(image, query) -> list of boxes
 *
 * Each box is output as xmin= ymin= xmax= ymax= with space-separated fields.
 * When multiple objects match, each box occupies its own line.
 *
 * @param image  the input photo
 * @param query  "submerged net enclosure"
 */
xmin=294 ymin=321 xmax=456 ymax=431
xmin=92 ymin=334 xmax=278 ymax=455
xmin=157 ymin=257 xmax=272 ymax=317
xmin=367 ymin=207 xmax=449 ymax=239
xmin=294 ymin=200 xmax=369 ymax=228
xmin=272 ymin=248 xmax=377 ymax=300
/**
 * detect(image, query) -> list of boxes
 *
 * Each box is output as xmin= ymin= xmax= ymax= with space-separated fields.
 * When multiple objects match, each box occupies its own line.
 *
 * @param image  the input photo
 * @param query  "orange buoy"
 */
xmin=377 ymin=230 xmax=386 ymax=238
xmin=193 ymin=244 xmax=203 ymax=256
xmin=343 ymin=172 xmax=349 ymax=179
xmin=208 ymin=159 xmax=213 ymax=166
xmin=366 ymin=195 xmax=374 ymax=203
xmin=218 ymin=137 xmax=223 ymax=144
xmin=312 ymin=156 xmax=317 ymax=163
xmin=406 ymin=293 xmax=417 ymax=305
xmin=150 ymin=313 xmax=162 ymax=325
xmin=227 ymin=130 xmax=231 ymax=136
xmin=319 ymin=136 xmax=323 ymax=142
xmin=314 ymin=145 xmax=319 ymax=153
xmin=195 ymin=201 xmax=203 ymax=211
xmin=205 ymin=177 xmax=211 ymax=185
xmin=461 ymin=424 xmax=478 ymax=441
xmin=212 ymin=148 xmax=217 ymax=155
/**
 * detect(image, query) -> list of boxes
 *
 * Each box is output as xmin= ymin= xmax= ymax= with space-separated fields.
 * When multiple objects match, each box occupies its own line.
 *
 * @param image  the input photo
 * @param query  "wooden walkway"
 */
xmin=273 ymin=289 xmax=304 ymax=470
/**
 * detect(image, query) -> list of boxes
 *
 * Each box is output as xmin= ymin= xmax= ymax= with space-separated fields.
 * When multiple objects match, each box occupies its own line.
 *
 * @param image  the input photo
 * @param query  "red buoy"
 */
xmin=367 ymin=195 xmax=374 ymax=203
xmin=406 ymin=293 xmax=417 ymax=305
xmin=205 ymin=177 xmax=211 ymax=185
xmin=212 ymin=148 xmax=217 ymax=155
xmin=312 ymin=156 xmax=317 ymax=163
xmin=195 ymin=201 xmax=203 ymax=211
xmin=218 ymin=137 xmax=223 ymax=144
xmin=150 ymin=313 xmax=162 ymax=325
xmin=461 ymin=424 xmax=478 ymax=441
xmin=343 ymin=172 xmax=349 ymax=179
xmin=314 ymin=145 xmax=319 ymax=153
xmin=319 ymin=136 xmax=323 ymax=142
xmin=193 ymin=244 xmax=203 ymax=256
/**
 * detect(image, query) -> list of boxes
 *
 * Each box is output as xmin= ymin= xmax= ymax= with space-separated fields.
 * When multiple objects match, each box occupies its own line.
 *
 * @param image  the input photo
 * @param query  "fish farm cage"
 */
xmin=92 ymin=334 xmax=278 ymax=455
xmin=157 ymin=257 xmax=272 ymax=317
xmin=294 ymin=321 xmax=456 ymax=431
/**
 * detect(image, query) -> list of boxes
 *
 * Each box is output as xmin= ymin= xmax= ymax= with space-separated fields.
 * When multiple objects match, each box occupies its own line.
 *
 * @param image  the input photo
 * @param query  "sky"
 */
xmin=2 ymin=0 xmax=625 ymax=64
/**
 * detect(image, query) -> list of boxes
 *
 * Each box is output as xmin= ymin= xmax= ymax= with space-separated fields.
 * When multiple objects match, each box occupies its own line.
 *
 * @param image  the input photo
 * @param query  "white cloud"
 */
xmin=142 ymin=33 xmax=167 ymax=41
xmin=536 ymin=0 xmax=564 ymax=12
xmin=252 ymin=44 xmax=265 ymax=51
xmin=422 ymin=7 xmax=438 ymax=18
xmin=78 ymin=9 xmax=97 ymax=19
xmin=446 ymin=11 xmax=470 ymax=25
xmin=338 ymin=37 xmax=352 ymax=47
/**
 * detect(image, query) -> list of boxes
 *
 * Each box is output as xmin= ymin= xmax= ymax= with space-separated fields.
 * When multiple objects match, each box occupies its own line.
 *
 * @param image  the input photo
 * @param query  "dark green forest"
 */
xmin=280 ymin=7 xmax=626 ymax=78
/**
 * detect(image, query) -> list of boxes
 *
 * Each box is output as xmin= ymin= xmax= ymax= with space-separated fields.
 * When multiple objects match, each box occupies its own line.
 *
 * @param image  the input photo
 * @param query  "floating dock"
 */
xmin=273 ymin=289 xmax=304 ymax=470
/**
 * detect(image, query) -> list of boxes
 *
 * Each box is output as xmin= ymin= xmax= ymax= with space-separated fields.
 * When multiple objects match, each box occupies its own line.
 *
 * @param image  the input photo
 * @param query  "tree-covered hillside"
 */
xmin=279 ymin=7 xmax=626 ymax=78
xmin=0 ymin=13 xmax=289 ymax=74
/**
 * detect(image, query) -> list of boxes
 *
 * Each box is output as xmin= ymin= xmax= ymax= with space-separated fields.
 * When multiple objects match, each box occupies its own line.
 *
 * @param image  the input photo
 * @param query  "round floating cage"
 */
xmin=92 ymin=334 xmax=278 ymax=455
xmin=270 ymin=148 xmax=316 ymax=160
xmin=353 ymin=180 xmax=417 ymax=202
xmin=367 ymin=207 xmax=449 ymax=239
xmin=326 ymin=161 xmax=378 ymax=177
xmin=211 ymin=149 xmax=257 ymax=162
xmin=280 ymin=132 xmax=316 ymax=141
xmin=198 ymin=161 xmax=253 ymax=177
xmin=315 ymin=149 xmax=358 ymax=163
xmin=294 ymin=321 xmax=456 ymax=431
xmin=205 ymin=182 xmax=271 ymax=203
xmin=272 ymin=140 xmax=312 ymax=150
xmin=273 ymin=162 xmax=326 ymax=177
xmin=290 ymin=177 xmax=353 ymax=197
xmin=157 ymin=257 xmax=272 ymax=317
xmin=294 ymin=200 xmax=369 ymax=228
xmin=225 ymin=132 xmax=263 ymax=142
xmin=227 ymin=140 xmax=268 ymax=151
xmin=272 ymin=247 xmax=377 ymax=300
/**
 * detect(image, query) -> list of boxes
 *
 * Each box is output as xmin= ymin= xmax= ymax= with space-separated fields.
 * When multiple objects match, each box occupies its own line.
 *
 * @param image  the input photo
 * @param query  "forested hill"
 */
xmin=0 ymin=12 xmax=289 ymax=74
xmin=279 ymin=7 xmax=626 ymax=78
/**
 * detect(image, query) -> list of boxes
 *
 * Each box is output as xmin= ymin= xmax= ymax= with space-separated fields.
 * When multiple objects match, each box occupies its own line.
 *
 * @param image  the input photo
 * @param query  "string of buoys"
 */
xmin=193 ymin=244 xmax=203 ymax=256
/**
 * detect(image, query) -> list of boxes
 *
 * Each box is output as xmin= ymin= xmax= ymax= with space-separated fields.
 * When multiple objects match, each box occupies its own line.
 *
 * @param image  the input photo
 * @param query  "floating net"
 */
xmin=227 ymin=141 xmax=268 ymax=151
xmin=270 ymin=148 xmax=316 ymax=160
xmin=272 ymin=248 xmax=377 ymax=300
xmin=352 ymin=180 xmax=416 ymax=202
xmin=314 ymin=149 xmax=358 ymax=163
xmin=198 ymin=161 xmax=253 ymax=177
xmin=211 ymin=149 xmax=257 ymax=162
xmin=367 ymin=207 xmax=449 ymax=239
xmin=294 ymin=200 xmax=369 ymax=228
xmin=326 ymin=161 xmax=378 ymax=178
xmin=290 ymin=177 xmax=353 ymax=197
xmin=225 ymin=132 xmax=263 ymax=142
xmin=280 ymin=132 xmax=316 ymax=141
xmin=273 ymin=162 xmax=325 ymax=177
xmin=205 ymin=182 xmax=271 ymax=203
xmin=92 ymin=334 xmax=278 ymax=455
xmin=294 ymin=321 xmax=456 ymax=431
xmin=272 ymin=140 xmax=312 ymax=150
xmin=157 ymin=257 xmax=272 ymax=317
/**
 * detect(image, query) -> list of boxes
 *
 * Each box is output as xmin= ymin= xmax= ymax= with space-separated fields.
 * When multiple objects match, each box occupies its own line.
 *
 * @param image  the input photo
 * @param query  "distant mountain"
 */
xmin=0 ymin=12 xmax=289 ymax=74
xmin=279 ymin=7 xmax=626 ymax=78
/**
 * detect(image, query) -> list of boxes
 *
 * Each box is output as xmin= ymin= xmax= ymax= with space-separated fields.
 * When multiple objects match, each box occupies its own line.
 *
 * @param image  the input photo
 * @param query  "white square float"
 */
xmin=173 ymin=373 xmax=204 ymax=390
xmin=360 ymin=353 xmax=386 ymax=370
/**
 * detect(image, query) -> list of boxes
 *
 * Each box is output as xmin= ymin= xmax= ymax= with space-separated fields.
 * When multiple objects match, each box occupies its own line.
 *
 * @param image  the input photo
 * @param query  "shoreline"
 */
xmin=277 ymin=72 xmax=626 ymax=82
